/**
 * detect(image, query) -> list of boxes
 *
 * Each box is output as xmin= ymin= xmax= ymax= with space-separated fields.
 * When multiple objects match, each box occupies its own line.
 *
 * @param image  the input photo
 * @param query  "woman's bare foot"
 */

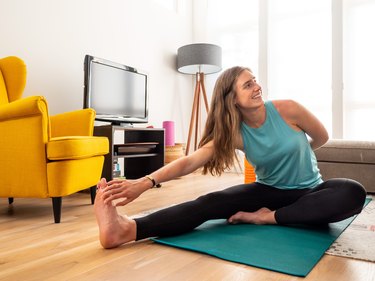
xmin=94 ymin=179 xmax=137 ymax=248
xmin=228 ymin=207 xmax=277 ymax=225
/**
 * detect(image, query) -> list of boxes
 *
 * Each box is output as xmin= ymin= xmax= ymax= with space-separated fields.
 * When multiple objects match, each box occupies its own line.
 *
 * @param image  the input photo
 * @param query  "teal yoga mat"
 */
xmin=153 ymin=198 xmax=371 ymax=277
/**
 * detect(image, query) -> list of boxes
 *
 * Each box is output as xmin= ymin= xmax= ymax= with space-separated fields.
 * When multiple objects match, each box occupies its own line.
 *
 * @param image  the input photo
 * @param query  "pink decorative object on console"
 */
xmin=163 ymin=121 xmax=175 ymax=146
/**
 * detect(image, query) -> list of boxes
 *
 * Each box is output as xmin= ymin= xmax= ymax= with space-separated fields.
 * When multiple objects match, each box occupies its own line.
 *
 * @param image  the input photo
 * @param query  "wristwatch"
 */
xmin=145 ymin=175 xmax=161 ymax=188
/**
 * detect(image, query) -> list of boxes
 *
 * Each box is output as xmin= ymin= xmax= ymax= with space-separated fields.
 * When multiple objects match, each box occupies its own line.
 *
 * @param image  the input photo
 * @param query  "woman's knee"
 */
xmin=345 ymin=178 xmax=366 ymax=195
xmin=339 ymin=178 xmax=367 ymax=209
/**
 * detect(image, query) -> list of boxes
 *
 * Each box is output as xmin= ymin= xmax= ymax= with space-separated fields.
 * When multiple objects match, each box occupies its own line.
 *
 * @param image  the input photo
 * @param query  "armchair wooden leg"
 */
xmin=8 ymin=198 xmax=14 ymax=204
xmin=90 ymin=186 xmax=96 ymax=205
xmin=52 ymin=197 xmax=62 ymax=223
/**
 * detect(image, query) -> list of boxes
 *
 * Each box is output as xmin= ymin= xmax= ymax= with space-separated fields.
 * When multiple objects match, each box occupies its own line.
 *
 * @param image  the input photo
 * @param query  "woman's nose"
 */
xmin=255 ymin=83 xmax=262 ymax=92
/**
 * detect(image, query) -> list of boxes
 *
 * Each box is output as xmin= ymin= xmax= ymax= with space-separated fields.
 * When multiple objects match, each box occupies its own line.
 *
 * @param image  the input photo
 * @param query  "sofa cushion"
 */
xmin=315 ymin=139 xmax=375 ymax=164
xmin=47 ymin=136 xmax=109 ymax=160
xmin=318 ymin=162 xmax=374 ymax=189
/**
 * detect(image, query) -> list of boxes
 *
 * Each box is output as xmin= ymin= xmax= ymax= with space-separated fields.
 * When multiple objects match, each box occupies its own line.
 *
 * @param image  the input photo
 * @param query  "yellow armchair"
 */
xmin=0 ymin=56 xmax=109 ymax=223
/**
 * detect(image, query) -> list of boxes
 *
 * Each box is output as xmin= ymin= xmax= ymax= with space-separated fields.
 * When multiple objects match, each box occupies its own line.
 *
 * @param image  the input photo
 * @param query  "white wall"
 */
xmin=0 ymin=0 xmax=194 ymax=142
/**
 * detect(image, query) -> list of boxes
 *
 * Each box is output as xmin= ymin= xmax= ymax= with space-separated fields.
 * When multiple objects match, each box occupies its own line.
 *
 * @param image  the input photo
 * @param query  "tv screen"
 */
xmin=83 ymin=55 xmax=148 ymax=125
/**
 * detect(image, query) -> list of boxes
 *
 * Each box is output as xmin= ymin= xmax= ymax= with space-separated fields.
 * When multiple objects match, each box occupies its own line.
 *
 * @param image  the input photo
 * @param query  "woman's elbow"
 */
xmin=322 ymin=127 xmax=329 ymax=144
xmin=312 ymin=132 xmax=329 ymax=150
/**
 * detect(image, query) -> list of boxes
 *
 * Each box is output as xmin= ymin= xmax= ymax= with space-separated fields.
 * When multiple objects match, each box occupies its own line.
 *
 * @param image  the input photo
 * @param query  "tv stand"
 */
xmin=94 ymin=125 xmax=165 ymax=180
xmin=116 ymin=122 xmax=134 ymax=127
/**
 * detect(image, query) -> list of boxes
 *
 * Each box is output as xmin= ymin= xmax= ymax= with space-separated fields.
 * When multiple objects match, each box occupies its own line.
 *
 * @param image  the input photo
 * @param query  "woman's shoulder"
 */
xmin=270 ymin=99 xmax=301 ymax=117
xmin=270 ymin=99 xmax=298 ymax=108
xmin=268 ymin=99 xmax=307 ymax=129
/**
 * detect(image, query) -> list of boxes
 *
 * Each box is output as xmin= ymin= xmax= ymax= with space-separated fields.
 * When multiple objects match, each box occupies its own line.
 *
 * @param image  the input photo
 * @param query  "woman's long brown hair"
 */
xmin=199 ymin=66 xmax=250 ymax=176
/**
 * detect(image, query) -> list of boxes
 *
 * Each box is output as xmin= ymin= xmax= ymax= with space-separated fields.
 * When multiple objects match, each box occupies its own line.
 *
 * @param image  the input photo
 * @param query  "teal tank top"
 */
xmin=241 ymin=101 xmax=322 ymax=189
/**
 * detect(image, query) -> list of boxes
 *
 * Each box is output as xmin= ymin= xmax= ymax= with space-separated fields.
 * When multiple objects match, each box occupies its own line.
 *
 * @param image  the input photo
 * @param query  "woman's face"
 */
xmin=234 ymin=70 xmax=263 ymax=109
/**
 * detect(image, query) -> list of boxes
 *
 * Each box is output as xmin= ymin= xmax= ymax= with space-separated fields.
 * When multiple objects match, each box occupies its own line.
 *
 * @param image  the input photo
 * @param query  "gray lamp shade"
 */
xmin=177 ymin=43 xmax=222 ymax=74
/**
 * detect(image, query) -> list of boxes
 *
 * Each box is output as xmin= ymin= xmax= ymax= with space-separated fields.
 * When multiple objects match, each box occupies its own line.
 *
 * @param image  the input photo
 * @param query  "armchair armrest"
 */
xmin=50 ymin=108 xmax=96 ymax=137
xmin=0 ymin=95 xmax=50 ymax=197
xmin=0 ymin=95 xmax=48 ymax=121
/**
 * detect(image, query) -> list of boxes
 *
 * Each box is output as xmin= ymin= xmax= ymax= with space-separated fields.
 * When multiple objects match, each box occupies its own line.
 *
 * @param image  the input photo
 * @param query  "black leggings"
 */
xmin=134 ymin=178 xmax=366 ymax=240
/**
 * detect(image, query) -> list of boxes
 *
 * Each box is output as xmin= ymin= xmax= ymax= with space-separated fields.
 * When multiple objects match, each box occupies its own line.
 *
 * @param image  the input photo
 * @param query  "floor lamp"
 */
xmin=177 ymin=43 xmax=222 ymax=155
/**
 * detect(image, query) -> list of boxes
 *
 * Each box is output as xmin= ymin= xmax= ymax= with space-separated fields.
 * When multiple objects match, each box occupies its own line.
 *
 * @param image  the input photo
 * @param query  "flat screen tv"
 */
xmin=83 ymin=55 xmax=148 ymax=125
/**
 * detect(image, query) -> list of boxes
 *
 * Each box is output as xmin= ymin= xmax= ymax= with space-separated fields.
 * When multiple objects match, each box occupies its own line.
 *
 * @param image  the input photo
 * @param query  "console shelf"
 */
xmin=94 ymin=125 xmax=165 ymax=180
xmin=114 ymin=142 xmax=159 ymax=155
xmin=114 ymin=153 xmax=159 ymax=159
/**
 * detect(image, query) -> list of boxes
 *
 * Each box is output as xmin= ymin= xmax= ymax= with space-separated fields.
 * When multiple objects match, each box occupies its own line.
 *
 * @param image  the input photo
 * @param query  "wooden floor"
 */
xmin=1 ymin=172 xmax=374 ymax=281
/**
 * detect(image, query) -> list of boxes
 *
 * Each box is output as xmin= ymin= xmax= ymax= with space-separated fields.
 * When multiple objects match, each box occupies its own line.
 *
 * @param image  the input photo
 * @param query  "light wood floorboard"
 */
xmin=1 ymin=172 xmax=374 ymax=281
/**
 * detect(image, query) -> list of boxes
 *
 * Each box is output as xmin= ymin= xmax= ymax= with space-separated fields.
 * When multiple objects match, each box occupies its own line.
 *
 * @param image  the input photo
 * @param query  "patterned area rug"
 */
xmin=326 ymin=196 xmax=375 ymax=262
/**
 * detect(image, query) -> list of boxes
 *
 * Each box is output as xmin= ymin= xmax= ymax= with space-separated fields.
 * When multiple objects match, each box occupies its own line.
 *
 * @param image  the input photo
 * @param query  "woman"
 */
xmin=94 ymin=66 xmax=366 ymax=249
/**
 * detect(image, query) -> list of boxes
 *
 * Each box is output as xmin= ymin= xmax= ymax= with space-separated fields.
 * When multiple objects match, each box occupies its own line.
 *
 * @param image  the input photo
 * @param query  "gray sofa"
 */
xmin=315 ymin=139 xmax=375 ymax=193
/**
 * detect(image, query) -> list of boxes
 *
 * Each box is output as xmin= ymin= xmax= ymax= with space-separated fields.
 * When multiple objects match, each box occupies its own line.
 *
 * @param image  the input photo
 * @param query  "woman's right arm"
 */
xmin=150 ymin=140 xmax=215 ymax=185
xmin=101 ymin=140 xmax=215 ymax=206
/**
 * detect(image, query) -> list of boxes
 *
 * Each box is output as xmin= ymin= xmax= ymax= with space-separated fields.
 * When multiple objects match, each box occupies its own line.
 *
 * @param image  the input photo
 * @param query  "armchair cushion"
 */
xmin=47 ymin=136 xmax=109 ymax=160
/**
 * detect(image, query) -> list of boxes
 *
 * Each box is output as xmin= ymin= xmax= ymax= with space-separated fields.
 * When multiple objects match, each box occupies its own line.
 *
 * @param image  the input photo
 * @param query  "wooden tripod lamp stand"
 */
xmin=177 ymin=43 xmax=222 ymax=155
